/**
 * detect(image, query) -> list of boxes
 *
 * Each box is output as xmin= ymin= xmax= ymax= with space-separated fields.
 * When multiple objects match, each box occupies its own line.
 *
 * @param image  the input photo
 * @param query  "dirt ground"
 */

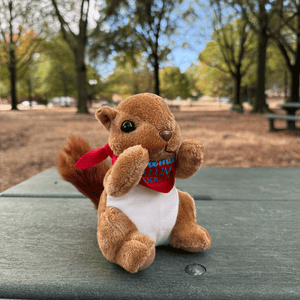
xmin=1 ymin=99 xmax=300 ymax=193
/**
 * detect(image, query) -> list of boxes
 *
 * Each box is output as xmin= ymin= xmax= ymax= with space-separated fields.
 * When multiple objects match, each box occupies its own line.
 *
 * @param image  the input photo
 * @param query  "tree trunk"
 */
xmin=251 ymin=25 xmax=273 ymax=114
xmin=9 ymin=51 xmax=18 ymax=110
xmin=231 ymin=71 xmax=243 ymax=113
xmin=75 ymin=49 xmax=89 ymax=114
xmin=290 ymin=68 xmax=300 ymax=103
xmin=289 ymin=23 xmax=300 ymax=104
xmin=286 ymin=66 xmax=300 ymax=129
xmin=153 ymin=55 xmax=160 ymax=96
xmin=284 ymin=12 xmax=300 ymax=129
xmin=284 ymin=70 xmax=288 ymax=102
xmin=9 ymin=0 xmax=18 ymax=111
xmin=51 ymin=0 xmax=90 ymax=113
xmin=28 ymin=78 xmax=33 ymax=108
xmin=233 ymin=74 xmax=240 ymax=105
xmin=61 ymin=72 xmax=69 ymax=96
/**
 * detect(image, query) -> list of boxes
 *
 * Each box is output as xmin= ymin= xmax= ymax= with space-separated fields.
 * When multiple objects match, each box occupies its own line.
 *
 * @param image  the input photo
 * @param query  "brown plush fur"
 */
xmin=57 ymin=93 xmax=211 ymax=273
xmin=57 ymin=135 xmax=110 ymax=209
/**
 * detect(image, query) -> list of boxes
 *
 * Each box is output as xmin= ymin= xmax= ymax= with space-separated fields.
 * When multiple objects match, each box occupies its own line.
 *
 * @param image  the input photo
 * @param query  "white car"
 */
xmin=21 ymin=101 xmax=38 ymax=106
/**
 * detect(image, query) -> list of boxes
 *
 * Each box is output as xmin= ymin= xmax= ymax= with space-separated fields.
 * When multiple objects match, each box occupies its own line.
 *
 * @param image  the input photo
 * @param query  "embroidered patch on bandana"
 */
xmin=140 ymin=156 xmax=176 ymax=193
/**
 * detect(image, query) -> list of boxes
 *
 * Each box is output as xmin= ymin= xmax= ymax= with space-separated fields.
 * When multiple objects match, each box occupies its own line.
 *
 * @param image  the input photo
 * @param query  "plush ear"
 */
xmin=95 ymin=106 xmax=118 ymax=131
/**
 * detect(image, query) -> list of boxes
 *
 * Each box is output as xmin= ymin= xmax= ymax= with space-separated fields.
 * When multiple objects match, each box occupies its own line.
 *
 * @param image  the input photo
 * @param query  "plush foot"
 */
xmin=169 ymin=190 xmax=211 ymax=252
xmin=139 ymin=246 xmax=155 ymax=271
xmin=115 ymin=234 xmax=156 ymax=273
xmin=170 ymin=222 xmax=211 ymax=252
xmin=98 ymin=206 xmax=155 ymax=273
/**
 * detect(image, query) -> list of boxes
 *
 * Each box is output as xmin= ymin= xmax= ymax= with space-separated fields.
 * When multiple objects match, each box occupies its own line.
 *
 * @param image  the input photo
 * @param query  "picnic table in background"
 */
xmin=1 ymin=168 xmax=300 ymax=299
xmin=168 ymin=104 xmax=180 ymax=110
xmin=264 ymin=102 xmax=300 ymax=131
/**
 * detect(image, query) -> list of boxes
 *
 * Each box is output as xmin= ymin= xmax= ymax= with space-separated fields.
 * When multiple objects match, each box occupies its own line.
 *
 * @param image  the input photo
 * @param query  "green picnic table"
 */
xmin=1 ymin=168 xmax=300 ymax=299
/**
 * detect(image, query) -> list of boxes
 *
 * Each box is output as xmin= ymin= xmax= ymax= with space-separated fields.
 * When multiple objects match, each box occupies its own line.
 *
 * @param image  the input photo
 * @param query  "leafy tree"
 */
xmin=198 ymin=36 xmax=287 ymax=103
xmin=91 ymin=0 xmax=185 ymax=96
xmin=270 ymin=0 xmax=300 ymax=106
xmin=34 ymin=34 xmax=100 ymax=102
xmin=184 ymin=63 xmax=203 ymax=99
xmin=36 ymin=34 xmax=77 ymax=99
xmin=103 ymin=53 xmax=154 ymax=99
xmin=49 ymin=0 xmax=118 ymax=113
xmin=7 ymin=32 xmax=101 ymax=103
xmin=194 ymin=60 xmax=234 ymax=97
xmin=50 ymin=0 xmax=91 ymax=113
xmin=0 ymin=59 xmax=10 ymax=98
xmin=264 ymin=39 xmax=287 ymax=92
xmin=0 ymin=0 xmax=43 ymax=110
xmin=202 ymin=1 xmax=256 ymax=112
xmin=160 ymin=66 xmax=190 ymax=99
xmin=17 ymin=52 xmax=43 ymax=106
xmin=225 ymin=0 xmax=281 ymax=113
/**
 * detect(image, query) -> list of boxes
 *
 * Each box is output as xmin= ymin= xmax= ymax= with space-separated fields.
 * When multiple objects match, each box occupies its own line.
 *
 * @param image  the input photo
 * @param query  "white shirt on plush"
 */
xmin=107 ymin=184 xmax=179 ymax=246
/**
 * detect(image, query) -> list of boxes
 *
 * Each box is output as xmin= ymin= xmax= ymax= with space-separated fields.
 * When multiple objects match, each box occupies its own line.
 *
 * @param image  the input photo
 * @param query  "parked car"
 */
xmin=99 ymin=101 xmax=109 ymax=106
xmin=52 ymin=97 xmax=76 ymax=107
xmin=21 ymin=101 xmax=38 ymax=106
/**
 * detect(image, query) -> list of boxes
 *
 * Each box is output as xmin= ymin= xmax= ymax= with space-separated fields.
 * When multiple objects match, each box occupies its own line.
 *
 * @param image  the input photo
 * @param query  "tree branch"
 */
xmin=51 ymin=0 xmax=77 ymax=50
xmin=241 ymin=50 xmax=255 ymax=77
xmin=214 ymin=2 xmax=237 ymax=69
xmin=80 ymin=0 xmax=89 ymax=22
xmin=16 ymin=37 xmax=41 ymax=70
xmin=277 ymin=41 xmax=293 ymax=71
xmin=0 ymin=2 xmax=9 ymax=44
xmin=200 ymin=52 xmax=231 ymax=74
xmin=237 ymin=21 xmax=248 ymax=65
xmin=0 ymin=24 xmax=8 ymax=44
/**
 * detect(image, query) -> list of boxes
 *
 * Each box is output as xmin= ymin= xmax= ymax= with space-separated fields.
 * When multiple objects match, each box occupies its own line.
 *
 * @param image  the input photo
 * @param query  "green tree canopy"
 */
xmin=194 ymin=60 xmax=234 ymax=97
xmin=14 ymin=33 xmax=101 ymax=102
xmin=101 ymin=53 xmax=154 ymax=99
xmin=160 ymin=66 xmax=191 ymax=99
xmin=36 ymin=34 xmax=77 ymax=99
xmin=90 ymin=0 xmax=187 ymax=96
xmin=0 ymin=0 xmax=44 ymax=109
xmin=269 ymin=0 xmax=300 ymax=104
xmin=224 ymin=0 xmax=281 ymax=113
xmin=201 ymin=1 xmax=256 ymax=112
xmin=198 ymin=37 xmax=287 ymax=100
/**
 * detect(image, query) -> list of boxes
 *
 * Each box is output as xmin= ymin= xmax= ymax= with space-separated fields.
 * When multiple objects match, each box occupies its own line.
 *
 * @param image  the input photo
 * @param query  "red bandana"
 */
xmin=75 ymin=144 xmax=175 ymax=193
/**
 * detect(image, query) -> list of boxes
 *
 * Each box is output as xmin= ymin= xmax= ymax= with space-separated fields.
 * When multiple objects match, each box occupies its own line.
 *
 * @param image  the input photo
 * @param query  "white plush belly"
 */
xmin=106 ymin=185 xmax=179 ymax=246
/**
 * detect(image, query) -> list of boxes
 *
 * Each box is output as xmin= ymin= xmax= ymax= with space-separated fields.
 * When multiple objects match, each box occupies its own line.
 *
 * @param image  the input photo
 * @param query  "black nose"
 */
xmin=159 ymin=130 xmax=172 ymax=142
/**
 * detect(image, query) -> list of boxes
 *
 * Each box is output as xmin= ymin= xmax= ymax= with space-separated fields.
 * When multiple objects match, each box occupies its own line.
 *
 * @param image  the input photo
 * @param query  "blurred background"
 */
xmin=1 ymin=0 xmax=300 ymax=192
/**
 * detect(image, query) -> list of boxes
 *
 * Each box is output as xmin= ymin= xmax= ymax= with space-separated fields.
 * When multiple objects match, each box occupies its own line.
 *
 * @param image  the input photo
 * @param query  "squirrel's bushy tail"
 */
xmin=56 ymin=135 xmax=110 ymax=209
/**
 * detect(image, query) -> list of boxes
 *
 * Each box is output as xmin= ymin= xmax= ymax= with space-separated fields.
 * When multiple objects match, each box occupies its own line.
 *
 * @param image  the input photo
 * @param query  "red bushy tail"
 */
xmin=56 ymin=135 xmax=110 ymax=209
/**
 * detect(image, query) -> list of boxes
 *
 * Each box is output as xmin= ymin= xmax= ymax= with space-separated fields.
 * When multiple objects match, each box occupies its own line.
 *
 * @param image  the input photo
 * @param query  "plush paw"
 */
xmin=179 ymin=139 xmax=204 ymax=165
xmin=175 ymin=139 xmax=204 ymax=179
xmin=105 ymin=145 xmax=149 ymax=197
xmin=120 ymin=145 xmax=149 ymax=170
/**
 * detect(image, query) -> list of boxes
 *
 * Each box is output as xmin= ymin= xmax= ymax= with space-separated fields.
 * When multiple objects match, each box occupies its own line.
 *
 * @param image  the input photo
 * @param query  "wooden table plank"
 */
xmin=2 ymin=168 xmax=300 ymax=201
xmin=1 ymin=197 xmax=300 ymax=299
xmin=264 ymin=114 xmax=300 ymax=121
xmin=280 ymin=102 xmax=300 ymax=108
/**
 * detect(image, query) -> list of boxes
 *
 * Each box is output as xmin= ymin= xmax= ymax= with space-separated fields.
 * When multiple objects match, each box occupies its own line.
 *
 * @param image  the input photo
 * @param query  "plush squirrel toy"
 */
xmin=57 ymin=93 xmax=211 ymax=273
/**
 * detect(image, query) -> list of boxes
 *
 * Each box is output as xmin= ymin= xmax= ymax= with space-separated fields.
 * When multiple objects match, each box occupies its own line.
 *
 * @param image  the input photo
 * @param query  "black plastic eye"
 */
xmin=121 ymin=120 xmax=136 ymax=133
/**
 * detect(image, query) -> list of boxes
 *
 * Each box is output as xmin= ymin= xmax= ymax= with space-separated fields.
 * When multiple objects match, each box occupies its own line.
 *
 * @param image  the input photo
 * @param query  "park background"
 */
xmin=1 ymin=0 xmax=300 ymax=193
